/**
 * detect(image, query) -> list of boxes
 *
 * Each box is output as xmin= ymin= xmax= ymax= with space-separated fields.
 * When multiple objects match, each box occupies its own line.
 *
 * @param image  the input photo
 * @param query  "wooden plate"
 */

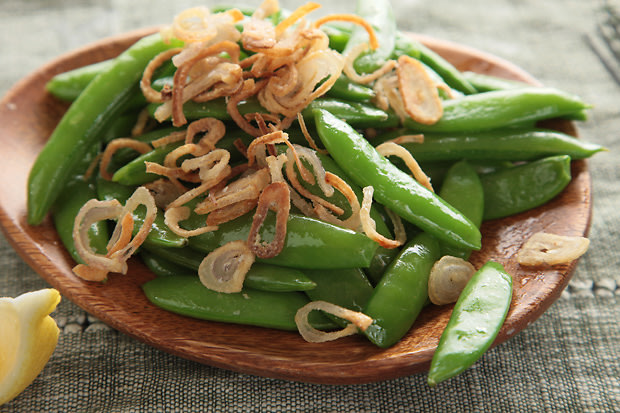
xmin=0 ymin=27 xmax=591 ymax=384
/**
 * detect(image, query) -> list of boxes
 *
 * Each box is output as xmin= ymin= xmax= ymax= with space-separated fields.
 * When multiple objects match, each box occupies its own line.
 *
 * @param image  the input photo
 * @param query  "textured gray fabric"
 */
xmin=1 ymin=0 xmax=619 ymax=411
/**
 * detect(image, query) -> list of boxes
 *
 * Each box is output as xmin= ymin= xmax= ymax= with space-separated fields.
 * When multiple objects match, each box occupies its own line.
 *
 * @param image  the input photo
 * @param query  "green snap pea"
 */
xmin=28 ymin=33 xmax=183 ymax=225
xmin=46 ymin=59 xmax=114 ymax=101
xmin=142 ymin=245 xmax=317 ymax=292
xmin=96 ymin=177 xmax=187 ymax=248
xmin=142 ymin=276 xmax=335 ymax=331
xmin=461 ymin=71 xmax=530 ymax=93
xmin=155 ymin=97 xmax=398 ymax=129
xmin=321 ymin=24 xmax=353 ymax=53
xmin=438 ymin=161 xmax=484 ymax=259
xmin=428 ymin=260 xmax=513 ymax=386
xmin=187 ymin=211 xmax=379 ymax=269
xmin=315 ymin=108 xmax=481 ymax=250
xmin=376 ymin=128 xmax=604 ymax=162
xmin=403 ymin=87 xmax=591 ymax=133
xmin=51 ymin=178 xmax=109 ymax=263
xmin=111 ymin=141 xmax=183 ymax=186
xmin=139 ymin=249 xmax=188 ymax=278
xmin=343 ymin=0 xmax=396 ymax=74
xmin=324 ymin=75 xmax=375 ymax=102
xmin=480 ymin=155 xmax=572 ymax=220
xmin=363 ymin=232 xmax=440 ymax=348
xmin=302 ymin=268 xmax=374 ymax=313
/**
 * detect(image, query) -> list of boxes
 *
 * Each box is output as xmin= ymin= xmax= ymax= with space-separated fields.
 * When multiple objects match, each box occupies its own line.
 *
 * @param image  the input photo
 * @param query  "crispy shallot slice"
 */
xmin=247 ymin=182 xmax=291 ymax=259
xmin=397 ymin=55 xmax=443 ymax=125
xmin=428 ymin=256 xmax=476 ymax=305
xmin=165 ymin=206 xmax=218 ymax=237
xmin=313 ymin=172 xmax=361 ymax=230
xmin=265 ymin=153 xmax=288 ymax=183
xmin=516 ymin=232 xmax=590 ymax=266
xmin=312 ymin=14 xmax=379 ymax=50
xmin=227 ymin=78 xmax=267 ymax=136
xmin=376 ymin=141 xmax=433 ymax=192
xmin=170 ymin=7 xmax=243 ymax=44
xmin=72 ymin=187 xmax=156 ymax=281
xmin=274 ymin=2 xmax=321 ymax=38
xmin=140 ymin=48 xmax=183 ymax=103
xmin=99 ymin=138 xmax=152 ymax=180
xmin=295 ymin=301 xmax=373 ymax=343
xmin=206 ymin=199 xmax=258 ymax=226
xmin=360 ymin=186 xmax=403 ymax=249
xmin=297 ymin=112 xmax=328 ymax=155
xmin=198 ymin=240 xmax=255 ymax=293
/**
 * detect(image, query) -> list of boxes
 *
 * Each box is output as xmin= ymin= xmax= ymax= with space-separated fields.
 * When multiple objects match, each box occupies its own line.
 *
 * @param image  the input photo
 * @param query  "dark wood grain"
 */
xmin=0 ymin=28 xmax=591 ymax=384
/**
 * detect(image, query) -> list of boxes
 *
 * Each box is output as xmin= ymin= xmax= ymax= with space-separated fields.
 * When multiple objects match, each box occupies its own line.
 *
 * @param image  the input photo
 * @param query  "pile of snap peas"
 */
xmin=29 ymin=0 xmax=603 ymax=385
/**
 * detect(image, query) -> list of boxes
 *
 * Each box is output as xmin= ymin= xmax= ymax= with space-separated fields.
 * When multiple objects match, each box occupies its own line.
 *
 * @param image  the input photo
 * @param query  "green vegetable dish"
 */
xmin=29 ymin=0 xmax=602 ymax=385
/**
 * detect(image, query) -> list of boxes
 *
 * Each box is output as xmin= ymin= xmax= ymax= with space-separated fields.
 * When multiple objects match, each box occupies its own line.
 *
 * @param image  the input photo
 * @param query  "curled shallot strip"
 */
xmin=198 ymin=240 xmax=255 ymax=293
xmin=99 ymin=138 xmax=152 ymax=180
xmin=297 ymin=112 xmax=328 ymax=155
xmin=311 ymin=14 xmax=379 ymax=50
xmin=516 ymin=232 xmax=590 ymax=266
xmin=151 ymin=131 xmax=187 ymax=148
xmin=360 ymin=186 xmax=403 ymax=249
xmin=274 ymin=2 xmax=321 ymax=38
xmin=140 ymin=48 xmax=183 ymax=103
xmin=227 ymin=79 xmax=267 ymax=136
xmin=164 ymin=206 xmax=218 ymax=237
xmin=397 ymin=55 xmax=443 ymax=125
xmin=343 ymin=43 xmax=397 ymax=85
xmin=206 ymin=199 xmax=258 ymax=226
xmin=247 ymin=182 xmax=291 ymax=259
xmin=313 ymin=172 xmax=361 ymax=230
xmin=72 ymin=187 xmax=157 ymax=281
xmin=376 ymin=141 xmax=433 ymax=192
xmin=195 ymin=167 xmax=271 ymax=215
xmin=295 ymin=301 xmax=373 ymax=343
xmin=266 ymin=153 xmax=288 ymax=183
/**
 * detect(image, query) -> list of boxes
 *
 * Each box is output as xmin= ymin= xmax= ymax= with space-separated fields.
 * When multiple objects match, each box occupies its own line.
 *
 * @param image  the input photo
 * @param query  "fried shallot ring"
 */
xmin=295 ymin=301 xmax=373 ymax=343
xmin=99 ymin=138 xmax=152 ymax=180
xmin=164 ymin=206 xmax=218 ymax=237
xmin=274 ymin=2 xmax=321 ymax=38
xmin=516 ymin=232 xmax=590 ymax=266
xmin=360 ymin=186 xmax=403 ymax=249
xmin=297 ymin=112 xmax=328 ymax=155
xmin=247 ymin=182 xmax=291 ymax=259
xmin=140 ymin=48 xmax=183 ymax=103
xmin=376 ymin=141 xmax=433 ymax=192
xmin=397 ymin=55 xmax=443 ymax=125
xmin=206 ymin=199 xmax=258 ymax=226
xmin=343 ymin=43 xmax=397 ymax=85
xmin=311 ymin=14 xmax=379 ymax=50
xmin=227 ymin=78 xmax=267 ymax=136
xmin=198 ymin=240 xmax=255 ymax=293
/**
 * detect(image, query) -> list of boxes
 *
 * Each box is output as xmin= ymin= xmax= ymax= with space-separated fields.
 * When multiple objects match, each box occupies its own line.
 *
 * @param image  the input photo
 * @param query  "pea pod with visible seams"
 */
xmin=141 ymin=245 xmax=317 ymax=292
xmin=402 ymin=87 xmax=591 ymax=133
xmin=28 ymin=33 xmax=183 ymax=225
xmin=428 ymin=260 xmax=513 ymax=386
xmin=363 ymin=232 xmax=440 ymax=348
xmin=314 ymin=108 xmax=481 ymax=250
xmin=142 ymin=276 xmax=335 ymax=331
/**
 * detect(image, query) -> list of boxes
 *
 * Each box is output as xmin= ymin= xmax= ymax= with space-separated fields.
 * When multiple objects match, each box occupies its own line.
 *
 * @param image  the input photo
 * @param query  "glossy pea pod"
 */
xmin=142 ymin=245 xmax=317 ymax=292
xmin=150 ymin=97 xmax=398 ymax=129
xmin=314 ymin=108 xmax=481 ymax=250
xmin=438 ymin=161 xmax=484 ymax=259
xmin=428 ymin=260 xmax=513 ymax=386
xmin=480 ymin=155 xmax=572 ymax=220
xmin=363 ymin=232 xmax=440 ymax=348
xmin=142 ymin=276 xmax=335 ymax=331
xmin=375 ymin=128 xmax=604 ymax=162
xmin=342 ymin=0 xmax=396 ymax=74
xmin=28 ymin=33 xmax=183 ymax=225
xmin=186 ymin=211 xmax=379 ymax=270
xmin=402 ymin=87 xmax=591 ymax=133
xmin=95 ymin=177 xmax=187 ymax=249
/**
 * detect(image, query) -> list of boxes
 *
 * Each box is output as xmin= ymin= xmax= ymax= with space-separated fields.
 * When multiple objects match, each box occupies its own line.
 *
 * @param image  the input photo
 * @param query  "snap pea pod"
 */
xmin=96 ymin=177 xmax=187 ymax=248
xmin=375 ymin=128 xmax=604 ymax=162
xmin=321 ymin=24 xmax=353 ymax=53
xmin=342 ymin=0 xmax=396 ymax=74
xmin=461 ymin=71 xmax=530 ymax=93
xmin=302 ymin=268 xmax=374 ymax=313
xmin=428 ymin=260 xmax=513 ymax=386
xmin=480 ymin=155 xmax=572 ymax=220
xmin=46 ymin=59 xmax=114 ymax=101
xmin=438 ymin=161 xmax=484 ymax=259
xmin=402 ymin=87 xmax=591 ymax=133
xmin=186 ymin=211 xmax=379 ymax=269
xmin=28 ymin=33 xmax=183 ymax=225
xmin=314 ymin=108 xmax=481 ymax=250
xmin=142 ymin=276 xmax=335 ymax=331
xmin=51 ymin=178 xmax=109 ymax=263
xmin=141 ymin=245 xmax=317 ymax=292
xmin=363 ymin=232 xmax=440 ymax=348
xmin=139 ymin=249 xmax=186 ymax=277
xmin=325 ymin=75 xmax=375 ymax=102
xmin=153 ymin=97 xmax=398 ymax=129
